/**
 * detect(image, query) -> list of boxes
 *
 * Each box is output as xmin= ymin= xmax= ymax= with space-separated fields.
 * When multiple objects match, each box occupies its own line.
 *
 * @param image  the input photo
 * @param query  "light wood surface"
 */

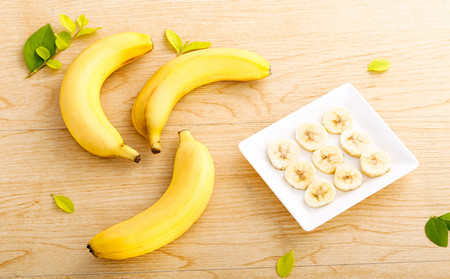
xmin=1 ymin=0 xmax=449 ymax=278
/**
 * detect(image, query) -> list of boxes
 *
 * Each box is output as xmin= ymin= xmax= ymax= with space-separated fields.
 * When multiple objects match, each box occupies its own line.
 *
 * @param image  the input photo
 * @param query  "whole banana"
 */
xmin=87 ymin=130 xmax=214 ymax=259
xmin=60 ymin=32 xmax=153 ymax=162
xmin=132 ymin=48 xmax=271 ymax=153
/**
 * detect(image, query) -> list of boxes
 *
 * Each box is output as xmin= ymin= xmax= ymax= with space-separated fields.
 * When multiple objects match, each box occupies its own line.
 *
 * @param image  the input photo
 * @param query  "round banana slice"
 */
xmin=284 ymin=160 xmax=316 ymax=190
xmin=304 ymin=179 xmax=336 ymax=208
xmin=312 ymin=145 xmax=344 ymax=174
xmin=334 ymin=164 xmax=363 ymax=191
xmin=267 ymin=139 xmax=300 ymax=170
xmin=360 ymin=148 xmax=391 ymax=177
xmin=340 ymin=129 xmax=370 ymax=157
xmin=295 ymin=123 xmax=328 ymax=151
xmin=322 ymin=107 xmax=352 ymax=134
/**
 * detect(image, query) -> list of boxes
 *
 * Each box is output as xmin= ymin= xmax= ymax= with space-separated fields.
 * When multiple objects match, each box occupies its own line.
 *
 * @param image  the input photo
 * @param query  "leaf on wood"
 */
xmin=181 ymin=41 xmax=212 ymax=54
xmin=60 ymin=14 xmax=76 ymax=34
xmin=277 ymin=249 xmax=294 ymax=278
xmin=23 ymin=24 xmax=56 ymax=72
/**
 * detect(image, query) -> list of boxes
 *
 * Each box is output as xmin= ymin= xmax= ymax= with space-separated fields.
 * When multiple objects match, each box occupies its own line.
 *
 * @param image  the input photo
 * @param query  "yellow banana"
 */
xmin=60 ymin=32 xmax=153 ymax=162
xmin=87 ymin=130 xmax=214 ymax=259
xmin=132 ymin=48 xmax=270 ymax=153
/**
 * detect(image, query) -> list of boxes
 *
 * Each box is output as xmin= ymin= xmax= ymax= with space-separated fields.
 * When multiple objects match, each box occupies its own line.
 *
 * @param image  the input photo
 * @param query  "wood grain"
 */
xmin=1 ymin=0 xmax=449 ymax=277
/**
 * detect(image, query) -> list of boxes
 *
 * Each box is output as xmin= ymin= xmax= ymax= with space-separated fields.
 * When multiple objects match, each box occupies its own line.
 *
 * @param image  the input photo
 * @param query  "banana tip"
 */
xmin=178 ymin=129 xmax=190 ymax=135
xmin=151 ymin=148 xmax=161 ymax=154
xmin=87 ymin=244 xmax=96 ymax=256
xmin=134 ymin=155 xmax=141 ymax=163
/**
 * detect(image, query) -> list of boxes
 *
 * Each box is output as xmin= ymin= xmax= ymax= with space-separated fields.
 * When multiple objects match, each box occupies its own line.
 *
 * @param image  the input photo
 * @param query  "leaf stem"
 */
xmin=26 ymin=28 xmax=81 ymax=78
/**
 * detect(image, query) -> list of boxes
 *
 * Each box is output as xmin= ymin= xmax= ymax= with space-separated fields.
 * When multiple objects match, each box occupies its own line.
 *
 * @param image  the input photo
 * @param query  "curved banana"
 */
xmin=132 ymin=48 xmax=270 ymax=153
xmin=87 ymin=130 xmax=214 ymax=259
xmin=60 ymin=32 xmax=153 ymax=162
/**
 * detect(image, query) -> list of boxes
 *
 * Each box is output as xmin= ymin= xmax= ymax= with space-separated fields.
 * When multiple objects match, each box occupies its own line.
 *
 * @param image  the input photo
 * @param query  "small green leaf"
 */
xmin=51 ymin=194 xmax=74 ymax=213
xmin=76 ymin=27 xmax=102 ymax=38
xmin=181 ymin=41 xmax=211 ymax=54
xmin=36 ymin=46 xmax=50 ymax=60
xmin=23 ymin=24 xmax=56 ymax=72
xmin=277 ymin=249 xmax=294 ymax=278
xmin=368 ymin=59 xmax=391 ymax=72
xmin=59 ymin=14 xmax=76 ymax=34
xmin=438 ymin=213 xmax=450 ymax=230
xmin=425 ymin=217 xmax=448 ymax=247
xmin=46 ymin=59 xmax=62 ymax=69
xmin=55 ymin=31 xmax=72 ymax=50
xmin=165 ymin=29 xmax=183 ymax=54
xmin=77 ymin=14 xmax=89 ymax=28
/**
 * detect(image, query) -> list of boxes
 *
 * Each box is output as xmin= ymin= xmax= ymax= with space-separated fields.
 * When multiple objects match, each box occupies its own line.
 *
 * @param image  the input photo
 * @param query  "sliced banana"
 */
xmin=312 ymin=145 xmax=344 ymax=174
xmin=340 ymin=129 xmax=370 ymax=158
xmin=284 ymin=160 xmax=316 ymax=190
xmin=322 ymin=107 xmax=352 ymax=134
xmin=304 ymin=179 xmax=336 ymax=207
xmin=295 ymin=123 xmax=328 ymax=151
xmin=360 ymin=147 xmax=391 ymax=177
xmin=334 ymin=164 xmax=363 ymax=191
xmin=267 ymin=139 xmax=300 ymax=170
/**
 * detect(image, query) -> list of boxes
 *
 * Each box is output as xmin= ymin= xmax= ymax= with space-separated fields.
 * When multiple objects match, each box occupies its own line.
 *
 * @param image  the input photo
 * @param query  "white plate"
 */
xmin=239 ymin=83 xmax=419 ymax=231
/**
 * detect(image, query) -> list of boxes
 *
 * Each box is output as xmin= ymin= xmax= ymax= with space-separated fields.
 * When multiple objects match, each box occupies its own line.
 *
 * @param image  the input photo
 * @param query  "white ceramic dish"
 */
xmin=239 ymin=83 xmax=419 ymax=231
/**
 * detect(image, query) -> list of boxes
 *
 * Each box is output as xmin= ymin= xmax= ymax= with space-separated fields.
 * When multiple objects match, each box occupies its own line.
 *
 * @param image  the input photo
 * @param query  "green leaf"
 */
xmin=425 ymin=217 xmax=448 ymax=247
xmin=36 ymin=46 xmax=50 ymax=60
xmin=165 ymin=29 xmax=183 ymax=54
xmin=23 ymin=24 xmax=56 ymax=72
xmin=51 ymin=194 xmax=74 ymax=213
xmin=368 ymin=59 xmax=391 ymax=72
xmin=77 ymin=14 xmax=89 ymax=28
xmin=59 ymin=14 xmax=76 ymax=34
xmin=46 ymin=59 xmax=62 ymax=69
xmin=76 ymin=27 xmax=102 ymax=38
xmin=438 ymin=213 xmax=450 ymax=230
xmin=277 ymin=249 xmax=294 ymax=278
xmin=181 ymin=41 xmax=211 ymax=54
xmin=55 ymin=31 xmax=72 ymax=50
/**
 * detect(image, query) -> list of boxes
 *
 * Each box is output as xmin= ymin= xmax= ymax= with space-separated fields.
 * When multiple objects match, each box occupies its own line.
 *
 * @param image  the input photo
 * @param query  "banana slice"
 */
xmin=312 ymin=145 xmax=344 ymax=174
xmin=284 ymin=161 xmax=316 ymax=190
xmin=322 ymin=107 xmax=352 ymax=134
xmin=334 ymin=164 xmax=363 ymax=191
xmin=267 ymin=140 xmax=300 ymax=170
xmin=304 ymin=179 xmax=336 ymax=207
xmin=360 ymin=148 xmax=391 ymax=177
xmin=295 ymin=123 xmax=328 ymax=151
xmin=340 ymin=129 xmax=370 ymax=157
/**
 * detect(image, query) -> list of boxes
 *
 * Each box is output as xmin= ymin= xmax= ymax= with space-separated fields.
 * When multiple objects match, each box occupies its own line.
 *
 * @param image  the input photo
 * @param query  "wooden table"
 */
xmin=1 ymin=1 xmax=449 ymax=277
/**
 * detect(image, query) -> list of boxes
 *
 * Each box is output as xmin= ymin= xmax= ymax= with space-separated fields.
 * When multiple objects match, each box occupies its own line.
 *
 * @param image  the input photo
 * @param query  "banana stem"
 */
xmin=150 ymin=133 xmax=162 ymax=154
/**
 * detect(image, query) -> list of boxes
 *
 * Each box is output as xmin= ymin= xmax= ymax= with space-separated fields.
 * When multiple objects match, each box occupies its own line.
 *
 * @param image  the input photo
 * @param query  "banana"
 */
xmin=267 ymin=139 xmax=300 ymax=170
xmin=60 ymin=32 xmax=153 ymax=162
xmin=360 ymin=147 xmax=391 ymax=177
xmin=322 ymin=107 xmax=352 ymax=134
xmin=304 ymin=179 xmax=336 ymax=208
xmin=132 ymin=48 xmax=271 ymax=153
xmin=295 ymin=123 xmax=328 ymax=151
xmin=333 ymin=164 xmax=363 ymax=191
xmin=312 ymin=145 xmax=344 ymax=174
xmin=284 ymin=160 xmax=316 ymax=190
xmin=340 ymin=129 xmax=371 ymax=157
xmin=87 ymin=130 xmax=214 ymax=259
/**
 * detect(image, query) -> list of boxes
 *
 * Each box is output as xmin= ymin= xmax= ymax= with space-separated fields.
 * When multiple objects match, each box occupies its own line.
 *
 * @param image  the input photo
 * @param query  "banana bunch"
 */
xmin=132 ymin=48 xmax=271 ymax=153
xmin=87 ymin=130 xmax=214 ymax=259
xmin=58 ymin=33 xmax=272 ymax=259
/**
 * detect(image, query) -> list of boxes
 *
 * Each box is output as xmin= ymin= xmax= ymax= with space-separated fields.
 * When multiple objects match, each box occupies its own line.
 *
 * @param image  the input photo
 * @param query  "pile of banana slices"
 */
xmin=267 ymin=107 xmax=391 ymax=208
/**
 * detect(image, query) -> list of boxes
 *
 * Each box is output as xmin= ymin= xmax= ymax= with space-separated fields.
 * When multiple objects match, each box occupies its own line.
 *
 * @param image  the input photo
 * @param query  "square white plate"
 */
xmin=239 ymin=83 xmax=419 ymax=231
